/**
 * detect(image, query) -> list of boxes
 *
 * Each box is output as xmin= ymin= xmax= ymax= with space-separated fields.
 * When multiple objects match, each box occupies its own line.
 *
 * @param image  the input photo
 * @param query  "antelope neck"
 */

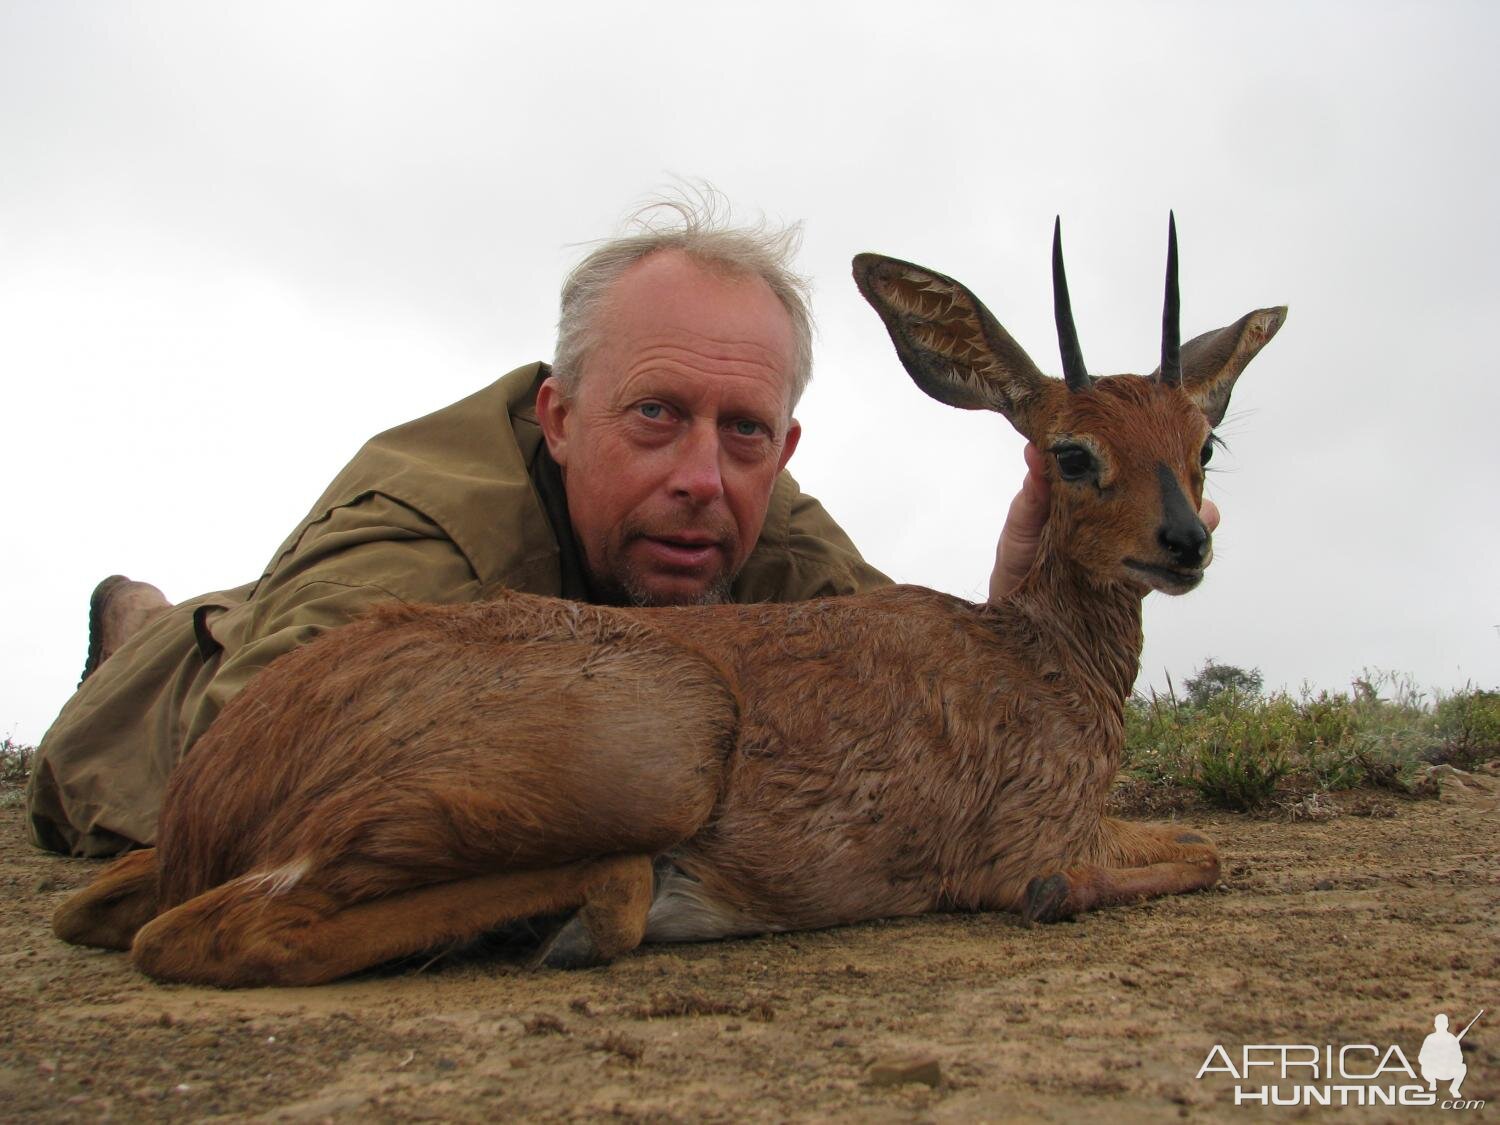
xmin=1002 ymin=543 xmax=1145 ymax=709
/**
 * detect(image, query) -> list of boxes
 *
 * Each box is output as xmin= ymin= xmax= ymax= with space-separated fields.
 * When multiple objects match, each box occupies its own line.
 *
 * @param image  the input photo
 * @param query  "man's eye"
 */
xmin=1053 ymin=445 xmax=1096 ymax=481
xmin=731 ymin=420 xmax=763 ymax=437
xmin=638 ymin=403 xmax=666 ymax=420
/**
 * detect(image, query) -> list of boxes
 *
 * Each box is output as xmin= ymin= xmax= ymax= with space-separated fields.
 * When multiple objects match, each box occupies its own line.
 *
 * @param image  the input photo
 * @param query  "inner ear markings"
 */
xmin=853 ymin=252 xmax=1052 ymax=434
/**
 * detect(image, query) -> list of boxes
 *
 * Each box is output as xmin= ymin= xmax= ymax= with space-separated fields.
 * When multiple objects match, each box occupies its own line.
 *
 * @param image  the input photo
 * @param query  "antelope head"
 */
xmin=853 ymin=217 xmax=1286 ymax=596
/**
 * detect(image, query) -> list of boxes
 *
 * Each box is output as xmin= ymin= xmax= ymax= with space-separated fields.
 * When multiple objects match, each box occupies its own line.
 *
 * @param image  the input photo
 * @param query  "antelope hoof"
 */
xmin=532 ymin=914 xmax=607 ymax=971
xmin=1023 ymin=874 xmax=1073 ymax=925
xmin=1175 ymin=831 xmax=1210 ymax=845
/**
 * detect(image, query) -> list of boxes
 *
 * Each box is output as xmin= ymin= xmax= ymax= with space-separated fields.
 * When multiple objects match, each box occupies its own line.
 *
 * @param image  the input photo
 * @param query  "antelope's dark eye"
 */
xmin=1052 ymin=444 xmax=1096 ymax=482
xmin=1201 ymin=433 xmax=1225 ymax=468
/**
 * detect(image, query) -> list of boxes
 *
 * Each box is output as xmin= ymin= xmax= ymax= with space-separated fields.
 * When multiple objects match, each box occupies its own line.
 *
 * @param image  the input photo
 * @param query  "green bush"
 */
xmin=1122 ymin=669 xmax=1498 ymax=811
xmin=0 ymin=737 xmax=33 ymax=787
xmin=1193 ymin=746 xmax=1287 ymax=810
xmin=1433 ymin=688 xmax=1500 ymax=763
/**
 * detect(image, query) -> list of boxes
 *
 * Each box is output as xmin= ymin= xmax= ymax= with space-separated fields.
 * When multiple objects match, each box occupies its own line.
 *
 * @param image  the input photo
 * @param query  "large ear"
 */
xmin=1159 ymin=306 xmax=1287 ymax=426
xmin=853 ymin=253 xmax=1054 ymax=439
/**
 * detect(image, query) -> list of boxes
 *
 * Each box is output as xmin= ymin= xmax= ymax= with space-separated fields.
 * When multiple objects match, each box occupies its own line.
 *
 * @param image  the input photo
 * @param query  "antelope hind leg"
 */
xmin=131 ymin=854 xmax=655 ymax=988
xmin=53 ymin=847 xmax=160 ymax=951
xmin=1024 ymin=821 xmax=1220 ymax=923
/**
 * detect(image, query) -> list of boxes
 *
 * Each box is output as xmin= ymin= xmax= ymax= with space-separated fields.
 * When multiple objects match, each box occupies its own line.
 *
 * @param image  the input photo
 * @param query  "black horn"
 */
xmin=1052 ymin=217 xmax=1092 ymax=392
xmin=1159 ymin=212 xmax=1182 ymax=387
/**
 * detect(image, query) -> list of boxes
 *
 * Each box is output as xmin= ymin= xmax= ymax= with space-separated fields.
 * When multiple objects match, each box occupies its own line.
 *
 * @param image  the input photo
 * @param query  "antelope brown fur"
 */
xmin=54 ymin=220 xmax=1286 ymax=987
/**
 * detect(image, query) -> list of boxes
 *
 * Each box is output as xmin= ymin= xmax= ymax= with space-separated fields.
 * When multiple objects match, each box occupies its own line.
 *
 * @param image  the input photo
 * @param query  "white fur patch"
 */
xmin=240 ymin=858 xmax=311 ymax=897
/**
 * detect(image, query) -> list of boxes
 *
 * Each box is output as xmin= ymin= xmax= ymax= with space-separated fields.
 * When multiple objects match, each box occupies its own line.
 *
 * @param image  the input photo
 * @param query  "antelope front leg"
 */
xmin=532 ymin=853 xmax=656 ymax=969
xmin=131 ymin=853 xmax=656 ymax=987
xmin=1024 ymin=820 xmax=1220 ymax=924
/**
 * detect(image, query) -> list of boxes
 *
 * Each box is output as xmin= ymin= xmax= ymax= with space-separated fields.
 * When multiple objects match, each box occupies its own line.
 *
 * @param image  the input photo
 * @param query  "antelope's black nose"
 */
xmin=1158 ymin=519 xmax=1209 ymax=568
xmin=1155 ymin=462 xmax=1209 ymax=568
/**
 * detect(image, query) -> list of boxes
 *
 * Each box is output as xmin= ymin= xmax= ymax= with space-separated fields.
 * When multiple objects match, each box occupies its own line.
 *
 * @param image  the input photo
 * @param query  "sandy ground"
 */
xmin=1 ymin=772 xmax=1495 ymax=1124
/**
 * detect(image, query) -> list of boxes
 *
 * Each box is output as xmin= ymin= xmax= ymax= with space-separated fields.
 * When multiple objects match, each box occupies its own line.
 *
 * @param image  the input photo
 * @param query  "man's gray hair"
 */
xmin=552 ymin=191 xmax=814 ymax=411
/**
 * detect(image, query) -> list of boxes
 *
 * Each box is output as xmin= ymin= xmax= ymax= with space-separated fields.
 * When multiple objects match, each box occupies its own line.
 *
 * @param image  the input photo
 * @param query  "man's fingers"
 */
xmin=1201 ymin=498 xmax=1220 ymax=533
xmin=1023 ymin=441 xmax=1047 ymax=484
xmin=991 ymin=444 xmax=1050 ymax=600
xmin=1017 ymin=443 xmax=1050 ymax=530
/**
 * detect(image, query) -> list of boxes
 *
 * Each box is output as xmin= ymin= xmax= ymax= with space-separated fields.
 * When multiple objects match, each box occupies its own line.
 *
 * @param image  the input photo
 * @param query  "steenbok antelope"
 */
xmin=54 ymin=217 xmax=1285 ymax=987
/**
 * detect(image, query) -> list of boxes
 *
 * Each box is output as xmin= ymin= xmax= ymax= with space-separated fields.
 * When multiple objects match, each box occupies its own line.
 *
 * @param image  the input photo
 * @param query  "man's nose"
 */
xmin=669 ymin=424 xmax=725 ymax=505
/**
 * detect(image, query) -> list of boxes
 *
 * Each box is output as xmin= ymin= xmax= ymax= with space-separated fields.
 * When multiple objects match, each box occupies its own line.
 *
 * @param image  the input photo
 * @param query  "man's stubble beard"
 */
xmin=592 ymin=514 xmax=741 ymax=608
xmin=587 ymin=557 xmax=736 ymax=608
xmin=622 ymin=570 xmax=734 ymax=608
xmin=585 ymin=534 xmax=738 ymax=609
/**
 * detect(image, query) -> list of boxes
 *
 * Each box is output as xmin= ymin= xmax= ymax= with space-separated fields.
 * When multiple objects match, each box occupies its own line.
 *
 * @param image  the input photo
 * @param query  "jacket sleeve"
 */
xmin=183 ymin=492 xmax=482 ymax=750
xmin=734 ymin=477 xmax=891 ymax=603
xmin=783 ymin=488 xmax=892 ymax=597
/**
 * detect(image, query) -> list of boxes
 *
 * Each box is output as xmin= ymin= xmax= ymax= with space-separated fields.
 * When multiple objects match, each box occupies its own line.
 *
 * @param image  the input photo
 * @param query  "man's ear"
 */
xmin=535 ymin=376 xmax=573 ymax=467
xmin=777 ymin=419 xmax=801 ymax=473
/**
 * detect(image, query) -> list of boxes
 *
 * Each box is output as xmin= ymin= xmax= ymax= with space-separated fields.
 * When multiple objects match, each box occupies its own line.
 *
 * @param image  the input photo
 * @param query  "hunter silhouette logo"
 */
xmin=1196 ymin=1007 xmax=1486 ymax=1109
xmin=1420 ymin=1010 xmax=1482 ymax=1099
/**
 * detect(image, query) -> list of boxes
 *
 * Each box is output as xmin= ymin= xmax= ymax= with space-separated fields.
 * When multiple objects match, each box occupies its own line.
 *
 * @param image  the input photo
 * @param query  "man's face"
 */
xmin=537 ymin=250 xmax=802 ymax=606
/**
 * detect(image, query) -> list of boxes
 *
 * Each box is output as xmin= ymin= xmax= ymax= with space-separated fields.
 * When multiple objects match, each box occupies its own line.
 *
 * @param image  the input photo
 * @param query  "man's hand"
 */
xmin=989 ymin=444 xmax=1050 ymax=601
xmin=987 ymin=444 xmax=1222 ymax=600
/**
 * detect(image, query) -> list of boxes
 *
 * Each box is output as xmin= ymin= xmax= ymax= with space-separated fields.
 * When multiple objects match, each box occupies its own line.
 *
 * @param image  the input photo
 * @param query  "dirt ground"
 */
xmin=1 ymin=772 xmax=1495 ymax=1124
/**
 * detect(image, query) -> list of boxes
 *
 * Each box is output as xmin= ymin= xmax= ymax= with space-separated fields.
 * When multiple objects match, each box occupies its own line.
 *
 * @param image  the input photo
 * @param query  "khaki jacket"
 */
xmin=28 ymin=364 xmax=889 ymax=855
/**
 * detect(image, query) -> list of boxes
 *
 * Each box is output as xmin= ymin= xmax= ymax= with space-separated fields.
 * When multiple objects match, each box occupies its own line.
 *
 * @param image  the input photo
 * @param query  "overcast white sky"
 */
xmin=3 ymin=1 xmax=1497 ymax=745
